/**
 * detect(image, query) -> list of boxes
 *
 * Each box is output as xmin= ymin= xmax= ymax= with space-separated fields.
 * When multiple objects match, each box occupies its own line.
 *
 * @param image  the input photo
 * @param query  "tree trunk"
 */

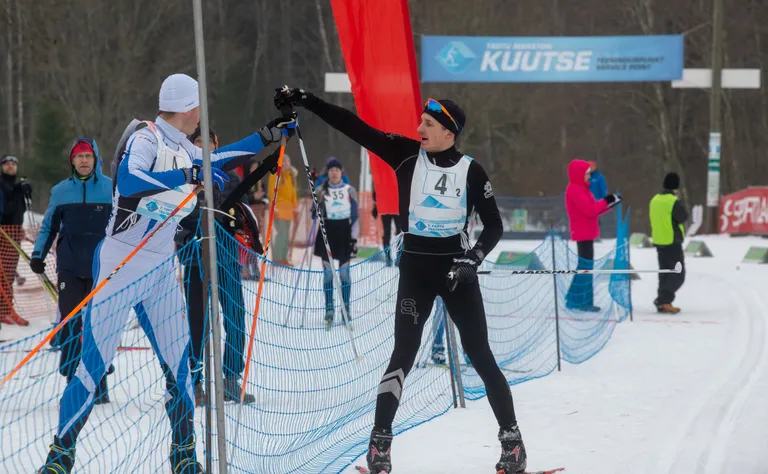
xmin=15 ymin=0 xmax=23 ymax=152
xmin=315 ymin=0 xmax=334 ymax=73
xmin=5 ymin=0 xmax=14 ymax=153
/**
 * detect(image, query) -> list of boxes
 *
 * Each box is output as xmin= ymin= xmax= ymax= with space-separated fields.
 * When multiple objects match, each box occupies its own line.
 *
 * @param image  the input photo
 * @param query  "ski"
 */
xmin=355 ymin=465 xmax=564 ymax=473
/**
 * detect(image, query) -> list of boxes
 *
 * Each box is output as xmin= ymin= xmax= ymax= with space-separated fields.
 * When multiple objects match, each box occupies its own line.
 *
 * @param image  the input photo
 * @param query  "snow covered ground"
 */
xmin=3 ymin=235 xmax=768 ymax=473
xmin=343 ymin=235 xmax=768 ymax=474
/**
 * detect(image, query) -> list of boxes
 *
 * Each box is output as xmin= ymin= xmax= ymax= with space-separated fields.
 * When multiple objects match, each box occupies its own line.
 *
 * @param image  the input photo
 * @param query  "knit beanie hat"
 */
xmin=663 ymin=172 xmax=680 ymax=190
xmin=159 ymin=74 xmax=199 ymax=113
xmin=423 ymin=99 xmax=466 ymax=136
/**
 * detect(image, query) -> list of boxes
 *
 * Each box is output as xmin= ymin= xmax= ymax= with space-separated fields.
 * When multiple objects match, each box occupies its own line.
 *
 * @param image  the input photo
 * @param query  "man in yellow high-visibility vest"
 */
xmin=649 ymin=172 xmax=688 ymax=313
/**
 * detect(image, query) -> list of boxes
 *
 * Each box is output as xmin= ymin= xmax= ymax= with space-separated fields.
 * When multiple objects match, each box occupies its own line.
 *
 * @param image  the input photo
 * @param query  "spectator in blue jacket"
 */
xmin=30 ymin=137 xmax=113 ymax=404
xmin=588 ymin=160 xmax=608 ymax=201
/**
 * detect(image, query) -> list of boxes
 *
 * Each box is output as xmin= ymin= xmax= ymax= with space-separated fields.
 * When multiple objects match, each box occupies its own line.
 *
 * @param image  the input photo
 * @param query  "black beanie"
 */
xmin=424 ymin=99 xmax=466 ymax=136
xmin=663 ymin=172 xmax=680 ymax=190
xmin=326 ymin=158 xmax=343 ymax=171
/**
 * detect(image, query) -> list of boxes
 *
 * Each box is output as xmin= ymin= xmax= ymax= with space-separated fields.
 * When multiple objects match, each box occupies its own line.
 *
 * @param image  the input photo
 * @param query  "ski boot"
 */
xmin=324 ymin=309 xmax=334 ymax=329
xmin=170 ymin=440 xmax=205 ymax=473
xmin=496 ymin=425 xmax=527 ymax=474
xmin=38 ymin=437 xmax=75 ymax=474
xmin=223 ymin=377 xmax=255 ymax=404
xmin=366 ymin=427 xmax=393 ymax=473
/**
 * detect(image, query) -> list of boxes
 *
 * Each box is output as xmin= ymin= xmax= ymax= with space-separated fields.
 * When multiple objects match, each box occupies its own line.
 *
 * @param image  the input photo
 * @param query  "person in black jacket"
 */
xmin=649 ymin=172 xmax=688 ymax=313
xmin=0 ymin=154 xmax=31 ymax=326
xmin=177 ymin=126 xmax=276 ymax=407
xmin=275 ymin=89 xmax=527 ymax=474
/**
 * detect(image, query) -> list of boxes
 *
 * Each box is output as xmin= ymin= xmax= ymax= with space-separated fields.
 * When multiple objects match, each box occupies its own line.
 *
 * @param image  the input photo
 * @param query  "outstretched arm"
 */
xmin=277 ymin=88 xmax=420 ymax=169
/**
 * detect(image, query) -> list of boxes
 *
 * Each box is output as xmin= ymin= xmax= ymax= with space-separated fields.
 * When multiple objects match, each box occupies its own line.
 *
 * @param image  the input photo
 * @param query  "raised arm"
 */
xmin=275 ymin=88 xmax=420 ymax=169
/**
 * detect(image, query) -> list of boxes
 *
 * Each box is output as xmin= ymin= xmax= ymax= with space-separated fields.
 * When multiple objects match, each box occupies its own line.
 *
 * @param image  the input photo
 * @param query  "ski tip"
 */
xmin=353 ymin=465 xmax=370 ymax=473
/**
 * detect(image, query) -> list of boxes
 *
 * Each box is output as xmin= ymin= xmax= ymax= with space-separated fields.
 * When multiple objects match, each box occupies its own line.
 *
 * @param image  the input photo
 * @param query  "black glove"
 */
xmin=446 ymin=250 xmax=483 ymax=292
xmin=182 ymin=166 xmax=229 ymax=190
xmin=371 ymin=205 xmax=379 ymax=219
xmin=30 ymin=257 xmax=46 ymax=274
xmin=274 ymin=86 xmax=315 ymax=109
xmin=349 ymin=239 xmax=358 ymax=258
xmin=18 ymin=178 xmax=32 ymax=197
xmin=602 ymin=193 xmax=622 ymax=208
xmin=258 ymin=112 xmax=298 ymax=145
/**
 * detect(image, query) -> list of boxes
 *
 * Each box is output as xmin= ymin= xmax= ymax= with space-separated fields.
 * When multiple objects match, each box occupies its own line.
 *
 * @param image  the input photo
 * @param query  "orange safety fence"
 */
xmin=0 ymin=224 xmax=58 ymax=323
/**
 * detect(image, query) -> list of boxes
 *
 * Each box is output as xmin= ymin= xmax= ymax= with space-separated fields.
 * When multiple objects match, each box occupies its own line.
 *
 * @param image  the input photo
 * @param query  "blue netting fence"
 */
xmin=0 ymin=216 xmax=631 ymax=473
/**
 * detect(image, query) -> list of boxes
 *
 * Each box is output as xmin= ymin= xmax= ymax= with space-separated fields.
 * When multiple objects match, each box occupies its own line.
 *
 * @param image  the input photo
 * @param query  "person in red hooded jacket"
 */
xmin=564 ymin=159 xmax=621 ymax=312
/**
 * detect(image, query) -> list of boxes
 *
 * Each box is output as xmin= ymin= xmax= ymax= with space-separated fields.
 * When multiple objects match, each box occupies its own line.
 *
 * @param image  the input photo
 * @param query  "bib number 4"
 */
xmin=426 ymin=170 xmax=460 ymax=198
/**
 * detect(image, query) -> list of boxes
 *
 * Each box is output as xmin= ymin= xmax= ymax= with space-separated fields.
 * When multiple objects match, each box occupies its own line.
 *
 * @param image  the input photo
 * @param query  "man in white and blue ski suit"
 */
xmin=39 ymin=73 xmax=295 ymax=474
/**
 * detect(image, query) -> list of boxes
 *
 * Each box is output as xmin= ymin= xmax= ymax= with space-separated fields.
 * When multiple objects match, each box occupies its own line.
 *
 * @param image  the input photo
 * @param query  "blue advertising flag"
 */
xmin=421 ymin=35 xmax=684 ymax=83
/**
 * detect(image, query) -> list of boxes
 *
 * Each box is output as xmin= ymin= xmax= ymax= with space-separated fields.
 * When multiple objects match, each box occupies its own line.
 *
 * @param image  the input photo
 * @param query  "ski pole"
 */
xmin=295 ymin=125 xmax=361 ymax=360
xmin=239 ymin=132 xmax=288 ymax=404
xmin=0 ymin=225 xmax=58 ymax=303
xmin=299 ymin=219 xmax=319 ymax=329
xmin=233 ymin=132 xmax=290 ymax=453
xmin=477 ymin=261 xmax=682 ymax=275
xmin=0 ymin=187 xmax=202 ymax=388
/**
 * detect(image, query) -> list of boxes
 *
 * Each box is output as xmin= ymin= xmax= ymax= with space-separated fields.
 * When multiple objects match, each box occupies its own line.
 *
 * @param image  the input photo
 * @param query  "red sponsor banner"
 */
xmin=719 ymin=187 xmax=768 ymax=234
xmin=330 ymin=0 xmax=422 ymax=215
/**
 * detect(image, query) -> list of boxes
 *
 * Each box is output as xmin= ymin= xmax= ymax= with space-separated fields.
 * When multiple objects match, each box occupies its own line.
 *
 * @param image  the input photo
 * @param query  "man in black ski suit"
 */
xmin=275 ymin=88 xmax=527 ymax=474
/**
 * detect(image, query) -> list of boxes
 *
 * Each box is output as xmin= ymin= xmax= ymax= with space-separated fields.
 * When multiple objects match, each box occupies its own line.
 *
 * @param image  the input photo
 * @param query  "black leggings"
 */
xmin=374 ymin=252 xmax=517 ymax=429
xmin=184 ymin=254 xmax=246 ymax=384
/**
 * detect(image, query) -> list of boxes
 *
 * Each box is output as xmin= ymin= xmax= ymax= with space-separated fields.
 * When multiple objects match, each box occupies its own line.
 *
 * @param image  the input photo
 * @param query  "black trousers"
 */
xmin=565 ymin=240 xmax=595 ymax=308
xmin=56 ymin=272 xmax=113 ymax=383
xmin=656 ymin=244 xmax=685 ymax=305
xmin=374 ymin=252 xmax=517 ymax=430
xmin=57 ymin=272 xmax=91 ymax=378
xmin=184 ymin=254 xmax=246 ymax=384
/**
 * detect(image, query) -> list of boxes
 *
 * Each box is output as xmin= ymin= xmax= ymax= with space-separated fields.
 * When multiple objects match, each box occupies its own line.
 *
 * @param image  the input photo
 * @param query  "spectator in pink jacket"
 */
xmin=564 ymin=159 xmax=621 ymax=312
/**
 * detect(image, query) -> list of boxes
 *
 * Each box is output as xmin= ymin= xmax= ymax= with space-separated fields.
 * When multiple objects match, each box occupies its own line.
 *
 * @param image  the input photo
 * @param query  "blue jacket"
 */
xmin=589 ymin=170 xmax=608 ymax=201
xmin=32 ymin=138 xmax=113 ymax=278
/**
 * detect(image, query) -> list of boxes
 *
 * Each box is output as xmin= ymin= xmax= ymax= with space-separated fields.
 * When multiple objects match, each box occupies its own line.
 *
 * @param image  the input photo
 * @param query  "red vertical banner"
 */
xmin=330 ymin=0 xmax=422 ymax=216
